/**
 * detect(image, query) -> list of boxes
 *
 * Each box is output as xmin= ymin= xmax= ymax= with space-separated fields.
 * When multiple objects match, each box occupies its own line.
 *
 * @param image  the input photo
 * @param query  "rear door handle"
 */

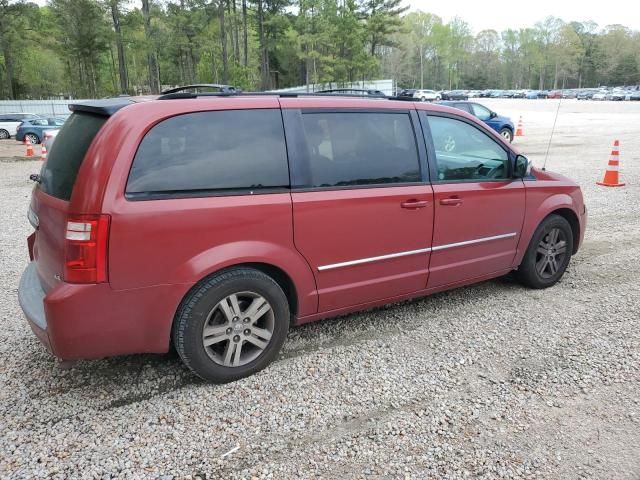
xmin=440 ymin=198 xmax=463 ymax=206
xmin=401 ymin=200 xmax=429 ymax=209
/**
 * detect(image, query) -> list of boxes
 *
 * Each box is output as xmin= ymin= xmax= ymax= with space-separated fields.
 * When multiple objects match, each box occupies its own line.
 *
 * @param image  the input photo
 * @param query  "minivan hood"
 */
xmin=531 ymin=167 xmax=577 ymax=185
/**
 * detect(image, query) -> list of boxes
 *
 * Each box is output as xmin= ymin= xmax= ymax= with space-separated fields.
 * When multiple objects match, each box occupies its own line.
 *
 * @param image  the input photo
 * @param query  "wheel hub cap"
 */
xmin=201 ymin=291 xmax=274 ymax=367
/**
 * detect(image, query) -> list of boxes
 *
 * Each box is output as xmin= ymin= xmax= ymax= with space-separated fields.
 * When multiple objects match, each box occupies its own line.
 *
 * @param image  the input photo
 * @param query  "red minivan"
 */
xmin=18 ymin=92 xmax=586 ymax=382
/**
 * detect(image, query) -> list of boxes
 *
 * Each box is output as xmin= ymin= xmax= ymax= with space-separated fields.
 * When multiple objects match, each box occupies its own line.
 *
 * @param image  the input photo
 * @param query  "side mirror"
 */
xmin=514 ymin=154 xmax=532 ymax=178
xmin=490 ymin=111 xmax=498 ymax=118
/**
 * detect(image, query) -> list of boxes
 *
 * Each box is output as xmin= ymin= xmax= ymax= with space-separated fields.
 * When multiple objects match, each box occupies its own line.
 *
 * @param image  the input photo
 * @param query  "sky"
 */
xmin=407 ymin=0 xmax=640 ymax=33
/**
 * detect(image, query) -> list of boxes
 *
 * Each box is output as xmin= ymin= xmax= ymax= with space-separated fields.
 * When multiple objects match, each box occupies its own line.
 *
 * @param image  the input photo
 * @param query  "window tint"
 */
xmin=126 ymin=109 xmax=289 ymax=196
xmin=300 ymin=112 xmax=420 ymax=188
xmin=31 ymin=119 xmax=48 ymax=126
xmin=470 ymin=103 xmax=491 ymax=120
xmin=428 ymin=116 xmax=509 ymax=182
xmin=40 ymin=112 xmax=107 ymax=200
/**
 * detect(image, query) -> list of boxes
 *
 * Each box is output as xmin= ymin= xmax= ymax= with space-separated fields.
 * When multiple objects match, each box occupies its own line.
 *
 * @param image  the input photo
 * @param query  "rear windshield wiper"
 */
xmin=29 ymin=174 xmax=42 ymax=184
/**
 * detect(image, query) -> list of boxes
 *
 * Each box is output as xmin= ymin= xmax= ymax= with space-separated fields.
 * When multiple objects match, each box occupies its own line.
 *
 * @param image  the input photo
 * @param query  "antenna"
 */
xmin=542 ymin=96 xmax=563 ymax=171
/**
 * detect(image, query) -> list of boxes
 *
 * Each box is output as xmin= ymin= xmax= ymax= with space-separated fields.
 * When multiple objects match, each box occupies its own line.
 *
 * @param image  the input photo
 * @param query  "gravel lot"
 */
xmin=1 ymin=99 xmax=639 ymax=479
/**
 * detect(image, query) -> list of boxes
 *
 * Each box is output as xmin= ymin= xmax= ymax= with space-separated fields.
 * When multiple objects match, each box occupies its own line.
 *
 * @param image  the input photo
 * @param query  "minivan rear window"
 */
xmin=126 ymin=109 xmax=289 ymax=198
xmin=40 ymin=112 xmax=107 ymax=201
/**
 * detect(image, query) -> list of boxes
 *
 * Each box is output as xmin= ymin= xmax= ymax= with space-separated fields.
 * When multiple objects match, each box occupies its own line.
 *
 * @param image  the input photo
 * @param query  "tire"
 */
xmin=435 ymin=96 xmax=441 ymax=101
xmin=25 ymin=133 xmax=40 ymax=145
xmin=420 ymin=96 xmax=426 ymax=102
xmin=172 ymin=267 xmax=290 ymax=383
xmin=0 ymin=129 xmax=9 ymax=140
xmin=516 ymin=215 xmax=573 ymax=289
xmin=499 ymin=127 xmax=514 ymax=143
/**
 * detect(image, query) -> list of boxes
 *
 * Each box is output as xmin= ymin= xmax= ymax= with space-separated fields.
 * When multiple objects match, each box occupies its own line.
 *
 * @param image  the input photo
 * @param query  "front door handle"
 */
xmin=440 ymin=197 xmax=463 ymax=206
xmin=401 ymin=200 xmax=429 ymax=209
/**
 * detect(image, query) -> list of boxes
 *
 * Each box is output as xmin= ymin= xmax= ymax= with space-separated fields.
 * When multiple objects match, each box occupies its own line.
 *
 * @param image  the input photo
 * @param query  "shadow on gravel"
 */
xmin=20 ymin=276 xmax=524 ymax=412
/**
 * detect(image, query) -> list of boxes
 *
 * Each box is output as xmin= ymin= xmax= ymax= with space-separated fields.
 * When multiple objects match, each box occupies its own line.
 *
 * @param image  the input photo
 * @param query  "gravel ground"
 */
xmin=0 ymin=139 xmax=32 ymax=160
xmin=1 ymin=99 xmax=639 ymax=479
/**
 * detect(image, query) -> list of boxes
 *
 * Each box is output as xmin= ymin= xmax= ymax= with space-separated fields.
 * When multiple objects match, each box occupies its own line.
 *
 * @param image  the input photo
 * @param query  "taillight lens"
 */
xmin=64 ymin=214 xmax=110 ymax=283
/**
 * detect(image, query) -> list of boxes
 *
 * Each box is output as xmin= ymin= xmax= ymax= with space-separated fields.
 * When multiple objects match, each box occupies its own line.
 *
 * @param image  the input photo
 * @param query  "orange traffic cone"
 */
xmin=597 ymin=140 xmax=624 ymax=187
xmin=515 ymin=116 xmax=524 ymax=137
xmin=40 ymin=142 xmax=47 ymax=161
xmin=25 ymin=137 xmax=34 ymax=157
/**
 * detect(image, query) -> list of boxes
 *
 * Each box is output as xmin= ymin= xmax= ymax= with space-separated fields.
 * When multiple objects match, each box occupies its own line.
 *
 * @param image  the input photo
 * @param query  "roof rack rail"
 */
xmin=315 ymin=88 xmax=387 ymax=98
xmin=157 ymin=90 xmax=408 ymax=101
xmin=161 ymin=84 xmax=242 ymax=95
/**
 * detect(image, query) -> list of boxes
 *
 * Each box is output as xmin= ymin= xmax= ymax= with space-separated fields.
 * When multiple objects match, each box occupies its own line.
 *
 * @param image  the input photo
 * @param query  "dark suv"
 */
xmin=18 ymin=92 xmax=586 ymax=382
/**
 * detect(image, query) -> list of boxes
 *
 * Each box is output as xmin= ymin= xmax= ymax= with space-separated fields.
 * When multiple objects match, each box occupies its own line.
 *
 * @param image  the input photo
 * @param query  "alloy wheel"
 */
xmin=535 ymin=228 xmax=567 ymax=279
xmin=202 ymin=291 xmax=274 ymax=367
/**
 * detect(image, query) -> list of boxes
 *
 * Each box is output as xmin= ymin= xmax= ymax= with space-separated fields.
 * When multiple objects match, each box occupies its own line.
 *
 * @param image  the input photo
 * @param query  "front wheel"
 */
xmin=499 ymin=128 xmax=514 ymax=143
xmin=172 ymin=268 xmax=290 ymax=382
xmin=516 ymin=215 xmax=573 ymax=289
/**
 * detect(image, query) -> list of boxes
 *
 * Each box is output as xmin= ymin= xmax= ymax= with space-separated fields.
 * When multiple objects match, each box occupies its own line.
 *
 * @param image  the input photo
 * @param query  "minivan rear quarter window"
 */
xmin=40 ymin=112 xmax=107 ymax=201
xmin=126 ymin=109 xmax=289 ymax=198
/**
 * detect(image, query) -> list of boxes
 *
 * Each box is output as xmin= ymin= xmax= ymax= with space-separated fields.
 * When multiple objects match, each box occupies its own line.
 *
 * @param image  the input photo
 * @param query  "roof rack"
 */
xmin=161 ymin=84 xmax=242 ymax=95
xmin=157 ymin=90 xmax=407 ymax=101
xmin=315 ymin=88 xmax=387 ymax=98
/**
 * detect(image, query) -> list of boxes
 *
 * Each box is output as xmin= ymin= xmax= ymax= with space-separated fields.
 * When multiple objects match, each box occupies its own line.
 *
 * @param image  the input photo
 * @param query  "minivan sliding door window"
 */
xmin=295 ymin=112 xmax=421 ymax=189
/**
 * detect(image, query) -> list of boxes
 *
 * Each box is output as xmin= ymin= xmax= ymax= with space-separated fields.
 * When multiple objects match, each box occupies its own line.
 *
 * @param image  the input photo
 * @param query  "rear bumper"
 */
xmin=18 ymin=261 xmax=190 ymax=360
xmin=18 ymin=262 xmax=53 ymax=353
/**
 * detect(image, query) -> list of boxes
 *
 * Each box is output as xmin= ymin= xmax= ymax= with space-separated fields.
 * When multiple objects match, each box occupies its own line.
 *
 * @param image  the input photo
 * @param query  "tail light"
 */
xmin=64 ymin=214 xmax=110 ymax=283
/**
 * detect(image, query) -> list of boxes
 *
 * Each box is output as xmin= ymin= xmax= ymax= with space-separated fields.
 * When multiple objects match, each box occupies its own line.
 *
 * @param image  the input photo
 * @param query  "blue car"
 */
xmin=15 ymin=117 xmax=65 ymax=144
xmin=436 ymin=101 xmax=515 ymax=142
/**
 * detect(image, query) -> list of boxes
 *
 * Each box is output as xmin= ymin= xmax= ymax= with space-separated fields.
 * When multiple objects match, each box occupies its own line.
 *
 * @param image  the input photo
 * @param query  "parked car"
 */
xmin=0 ymin=113 xmax=42 ymax=140
xmin=489 ymin=90 xmax=504 ymax=98
xmin=576 ymin=90 xmax=594 ymax=100
xmin=562 ymin=90 xmax=577 ymax=99
xmin=18 ymin=93 xmax=586 ymax=383
xmin=396 ymin=88 xmax=417 ymax=100
xmin=412 ymin=89 xmax=441 ymax=101
xmin=606 ymin=90 xmax=626 ymax=101
xmin=15 ymin=117 xmax=66 ymax=144
xmin=437 ymin=101 xmax=515 ymax=142
xmin=547 ymin=90 xmax=563 ymax=99
xmin=592 ymin=91 xmax=607 ymax=100
xmin=42 ymin=129 xmax=60 ymax=153
xmin=441 ymin=90 xmax=469 ymax=100
xmin=629 ymin=91 xmax=640 ymax=101
xmin=479 ymin=90 xmax=493 ymax=97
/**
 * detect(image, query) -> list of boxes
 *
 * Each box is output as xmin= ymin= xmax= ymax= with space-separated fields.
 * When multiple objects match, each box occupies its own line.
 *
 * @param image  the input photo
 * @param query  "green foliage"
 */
xmin=0 ymin=0 xmax=638 ymax=99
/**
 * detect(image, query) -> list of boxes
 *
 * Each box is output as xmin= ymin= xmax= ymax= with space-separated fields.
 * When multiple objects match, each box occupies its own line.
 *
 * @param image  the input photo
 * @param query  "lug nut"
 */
xmin=244 ymin=329 xmax=251 ymax=335
xmin=233 ymin=317 xmax=239 ymax=322
xmin=243 ymin=317 xmax=250 ymax=323
xmin=226 ymin=328 xmax=232 ymax=334
xmin=233 ymin=335 xmax=240 ymax=342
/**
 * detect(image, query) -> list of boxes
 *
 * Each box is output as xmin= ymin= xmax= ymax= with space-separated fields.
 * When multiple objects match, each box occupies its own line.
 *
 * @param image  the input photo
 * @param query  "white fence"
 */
xmin=0 ymin=100 xmax=87 ymax=117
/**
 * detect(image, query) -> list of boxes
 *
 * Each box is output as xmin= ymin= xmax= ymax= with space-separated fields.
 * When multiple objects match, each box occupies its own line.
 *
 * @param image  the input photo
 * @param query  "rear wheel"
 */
xmin=499 ymin=127 xmax=513 ymax=143
xmin=0 ymin=129 xmax=9 ymax=140
xmin=516 ymin=215 xmax=573 ymax=289
xmin=25 ymin=133 xmax=40 ymax=145
xmin=172 ymin=267 xmax=290 ymax=382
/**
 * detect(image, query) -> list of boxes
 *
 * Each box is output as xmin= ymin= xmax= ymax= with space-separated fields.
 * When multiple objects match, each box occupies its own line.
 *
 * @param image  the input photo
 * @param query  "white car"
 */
xmin=413 ymin=89 xmax=441 ymax=101
xmin=0 ymin=112 xmax=42 ymax=140
xmin=592 ymin=92 xmax=607 ymax=101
